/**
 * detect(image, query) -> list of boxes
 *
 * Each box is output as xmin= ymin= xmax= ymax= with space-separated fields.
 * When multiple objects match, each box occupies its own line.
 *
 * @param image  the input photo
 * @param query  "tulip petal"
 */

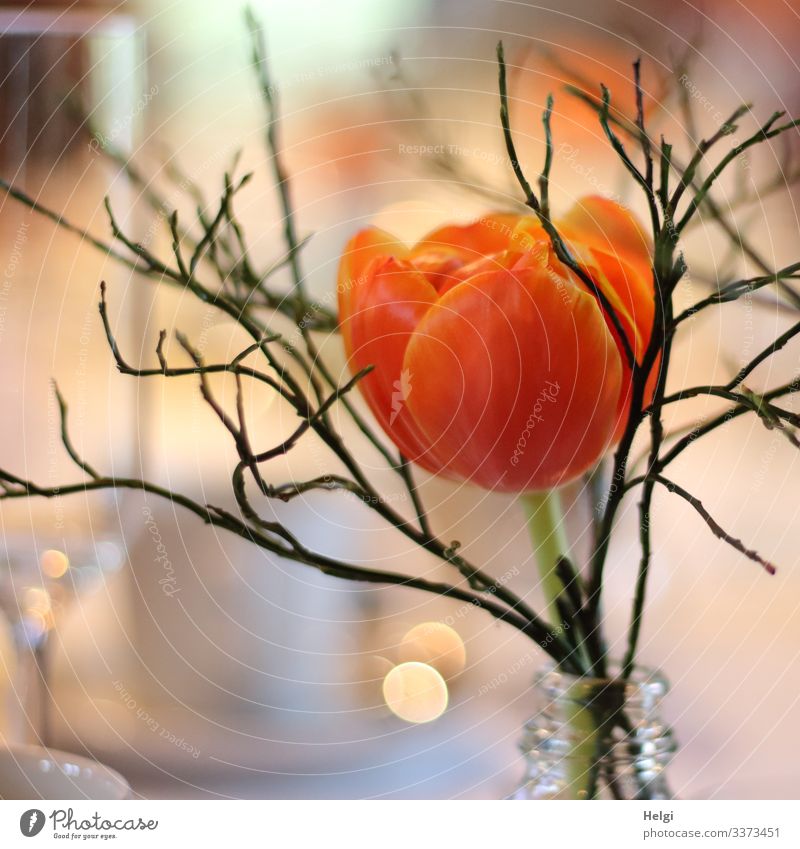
xmin=532 ymin=199 xmax=656 ymax=436
xmin=341 ymin=256 xmax=447 ymax=470
xmin=411 ymin=214 xmax=520 ymax=260
xmin=558 ymin=195 xmax=652 ymax=285
xmin=338 ymin=226 xmax=409 ymax=351
xmin=582 ymin=247 xmax=658 ymax=438
xmin=402 ymin=262 xmax=623 ymax=491
xmin=511 ymin=216 xmax=549 ymax=251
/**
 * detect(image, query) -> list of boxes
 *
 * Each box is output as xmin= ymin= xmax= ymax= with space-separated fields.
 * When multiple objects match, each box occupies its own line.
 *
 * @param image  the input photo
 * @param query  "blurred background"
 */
xmin=0 ymin=0 xmax=799 ymax=799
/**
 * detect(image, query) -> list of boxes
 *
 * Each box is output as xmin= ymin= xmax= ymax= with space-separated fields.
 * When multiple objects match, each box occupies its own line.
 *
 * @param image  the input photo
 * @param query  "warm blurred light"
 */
xmin=23 ymin=586 xmax=52 ymax=613
xmin=21 ymin=586 xmax=56 ymax=639
xmin=41 ymin=549 xmax=69 ymax=579
xmin=382 ymin=661 xmax=448 ymax=723
xmin=22 ymin=609 xmax=53 ymax=644
xmin=398 ymin=622 xmax=466 ymax=680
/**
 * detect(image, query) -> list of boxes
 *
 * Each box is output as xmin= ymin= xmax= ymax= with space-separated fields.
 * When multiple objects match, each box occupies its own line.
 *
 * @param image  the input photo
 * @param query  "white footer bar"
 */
xmin=0 ymin=799 xmax=796 ymax=847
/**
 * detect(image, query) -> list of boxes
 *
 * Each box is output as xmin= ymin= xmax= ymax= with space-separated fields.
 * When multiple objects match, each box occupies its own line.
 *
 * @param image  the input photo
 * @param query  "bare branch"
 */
xmin=51 ymin=381 xmax=100 ymax=480
xmin=496 ymin=41 xmax=637 ymax=371
xmin=652 ymin=475 xmax=777 ymax=575
xmin=675 ymin=263 xmax=800 ymax=323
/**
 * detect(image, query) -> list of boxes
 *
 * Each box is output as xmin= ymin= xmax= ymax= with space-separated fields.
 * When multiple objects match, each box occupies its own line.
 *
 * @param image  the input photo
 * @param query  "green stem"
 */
xmin=521 ymin=489 xmax=570 ymax=624
xmin=562 ymin=685 xmax=605 ymax=800
xmin=522 ymin=489 xmax=601 ymax=799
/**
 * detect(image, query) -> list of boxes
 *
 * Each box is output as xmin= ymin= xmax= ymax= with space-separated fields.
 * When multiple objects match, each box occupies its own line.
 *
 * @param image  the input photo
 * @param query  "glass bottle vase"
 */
xmin=511 ymin=661 xmax=676 ymax=800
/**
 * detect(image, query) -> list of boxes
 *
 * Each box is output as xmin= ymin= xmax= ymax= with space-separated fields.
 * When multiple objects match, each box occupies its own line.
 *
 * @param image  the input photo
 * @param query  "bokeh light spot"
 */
xmin=23 ymin=586 xmax=51 ymax=613
xmin=41 ymin=549 xmax=69 ymax=579
xmin=398 ymin=622 xmax=466 ymax=679
xmin=382 ymin=661 xmax=448 ymax=724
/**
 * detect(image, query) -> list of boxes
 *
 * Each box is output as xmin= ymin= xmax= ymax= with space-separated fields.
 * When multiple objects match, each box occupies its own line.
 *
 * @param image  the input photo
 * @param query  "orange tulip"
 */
xmin=337 ymin=196 xmax=653 ymax=492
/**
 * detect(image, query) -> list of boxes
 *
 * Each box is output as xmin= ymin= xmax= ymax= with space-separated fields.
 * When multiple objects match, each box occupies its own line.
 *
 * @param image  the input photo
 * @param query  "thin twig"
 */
xmin=652 ymin=475 xmax=777 ymax=575
xmin=51 ymin=382 xmax=100 ymax=480
xmin=496 ymin=42 xmax=636 ymax=371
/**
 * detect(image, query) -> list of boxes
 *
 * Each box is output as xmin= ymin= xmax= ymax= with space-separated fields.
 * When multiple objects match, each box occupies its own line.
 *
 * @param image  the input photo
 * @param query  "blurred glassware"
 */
xmin=0 ymin=535 xmax=124 ymax=744
xmin=0 ymin=608 xmax=16 ymax=738
xmin=511 ymin=661 xmax=676 ymax=800
xmin=0 ymin=5 xmax=144 ymax=744
xmin=0 ymin=742 xmax=130 ymax=800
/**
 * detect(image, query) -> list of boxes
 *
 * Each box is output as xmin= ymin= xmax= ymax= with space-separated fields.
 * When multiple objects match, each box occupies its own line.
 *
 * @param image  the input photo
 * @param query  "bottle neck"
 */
xmin=514 ymin=661 xmax=676 ymax=800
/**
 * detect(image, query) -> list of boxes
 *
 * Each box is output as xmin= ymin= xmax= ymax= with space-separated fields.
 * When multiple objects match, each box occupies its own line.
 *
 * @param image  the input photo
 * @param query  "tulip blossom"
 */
xmin=337 ymin=196 xmax=653 ymax=492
